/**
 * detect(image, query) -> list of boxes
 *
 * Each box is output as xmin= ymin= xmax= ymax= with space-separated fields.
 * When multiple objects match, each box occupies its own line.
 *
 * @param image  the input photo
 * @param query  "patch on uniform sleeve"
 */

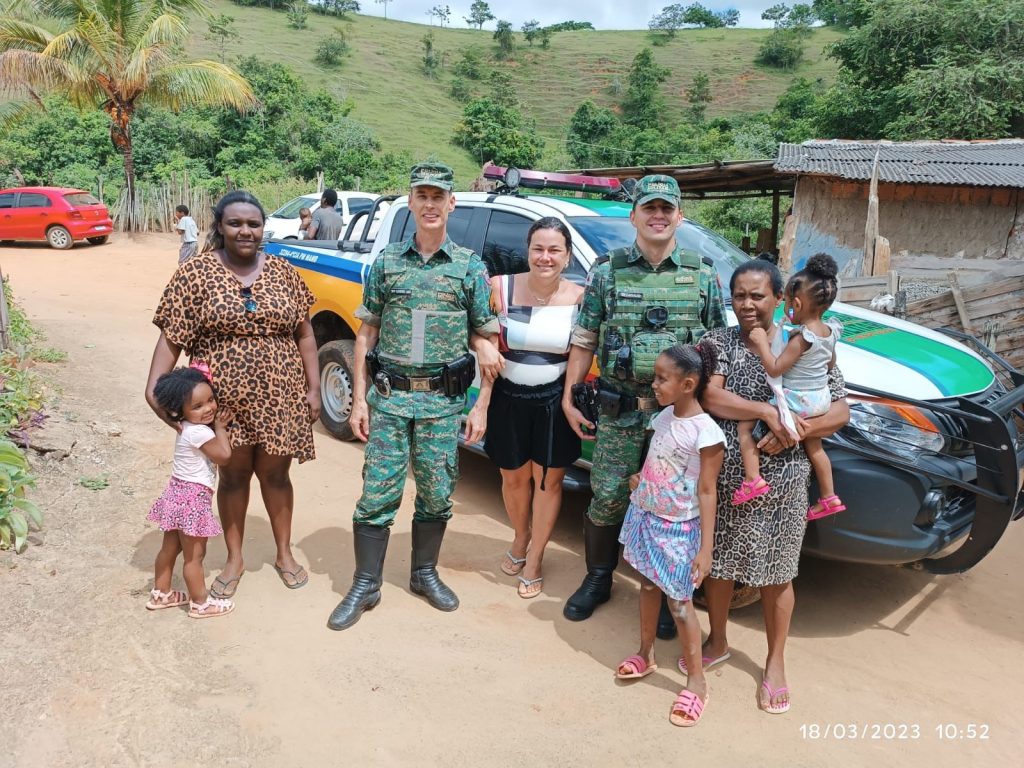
xmin=437 ymin=290 xmax=458 ymax=302
xmin=674 ymin=275 xmax=695 ymax=284
xmin=391 ymin=288 xmax=413 ymax=297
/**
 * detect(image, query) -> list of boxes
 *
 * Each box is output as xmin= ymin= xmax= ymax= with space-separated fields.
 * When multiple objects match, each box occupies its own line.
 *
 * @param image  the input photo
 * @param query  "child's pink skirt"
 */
xmin=147 ymin=477 xmax=222 ymax=539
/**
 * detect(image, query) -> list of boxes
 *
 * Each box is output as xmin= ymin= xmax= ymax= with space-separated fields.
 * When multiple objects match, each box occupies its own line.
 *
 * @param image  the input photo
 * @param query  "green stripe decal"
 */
xmin=824 ymin=310 xmax=992 ymax=396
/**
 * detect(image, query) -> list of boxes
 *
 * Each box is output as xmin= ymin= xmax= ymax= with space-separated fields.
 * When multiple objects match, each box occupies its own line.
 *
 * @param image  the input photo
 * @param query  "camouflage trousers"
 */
xmin=587 ymin=416 xmax=647 ymax=526
xmin=353 ymin=409 xmax=461 ymax=527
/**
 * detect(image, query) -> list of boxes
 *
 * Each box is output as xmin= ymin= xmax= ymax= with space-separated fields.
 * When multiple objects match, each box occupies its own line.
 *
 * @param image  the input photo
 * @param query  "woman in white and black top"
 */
xmin=467 ymin=218 xmax=584 ymax=599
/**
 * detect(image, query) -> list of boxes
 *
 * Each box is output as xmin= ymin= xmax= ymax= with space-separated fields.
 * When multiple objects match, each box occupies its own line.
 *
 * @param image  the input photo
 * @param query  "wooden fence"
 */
xmin=111 ymin=175 xmax=213 ymax=233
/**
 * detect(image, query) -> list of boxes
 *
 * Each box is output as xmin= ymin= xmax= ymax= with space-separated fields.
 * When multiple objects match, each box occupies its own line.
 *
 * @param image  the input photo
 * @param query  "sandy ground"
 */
xmin=1 ymin=233 xmax=1022 ymax=768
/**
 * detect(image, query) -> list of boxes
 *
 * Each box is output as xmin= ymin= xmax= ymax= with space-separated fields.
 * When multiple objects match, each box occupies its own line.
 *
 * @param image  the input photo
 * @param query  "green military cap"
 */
xmin=634 ymin=174 xmax=681 ymax=207
xmin=410 ymin=162 xmax=455 ymax=191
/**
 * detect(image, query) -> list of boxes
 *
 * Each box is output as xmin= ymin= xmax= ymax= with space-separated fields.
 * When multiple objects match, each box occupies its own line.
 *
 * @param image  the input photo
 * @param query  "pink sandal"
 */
xmin=145 ymin=588 xmax=188 ymax=611
xmin=615 ymin=655 xmax=658 ymax=680
xmin=732 ymin=477 xmax=771 ymax=505
xmin=807 ymin=494 xmax=846 ymax=520
xmin=188 ymin=595 xmax=235 ymax=619
xmin=669 ymin=687 xmax=708 ymax=727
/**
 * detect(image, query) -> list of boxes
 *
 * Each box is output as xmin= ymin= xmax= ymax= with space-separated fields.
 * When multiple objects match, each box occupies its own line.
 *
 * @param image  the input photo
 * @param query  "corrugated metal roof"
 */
xmin=775 ymin=140 xmax=1024 ymax=188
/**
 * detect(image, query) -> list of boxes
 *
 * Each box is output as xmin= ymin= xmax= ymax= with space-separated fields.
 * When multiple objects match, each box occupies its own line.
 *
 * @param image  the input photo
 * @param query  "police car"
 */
xmin=264 ymin=167 xmax=1024 ymax=574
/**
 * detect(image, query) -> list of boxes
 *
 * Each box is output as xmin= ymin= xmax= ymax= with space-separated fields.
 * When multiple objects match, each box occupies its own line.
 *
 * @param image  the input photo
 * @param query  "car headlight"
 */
xmin=844 ymin=398 xmax=946 ymax=455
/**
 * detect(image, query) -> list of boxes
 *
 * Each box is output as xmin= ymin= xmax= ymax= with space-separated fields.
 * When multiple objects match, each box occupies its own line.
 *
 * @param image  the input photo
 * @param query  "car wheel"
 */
xmin=46 ymin=226 xmax=73 ymax=250
xmin=86 ymin=236 xmax=109 ymax=245
xmin=318 ymin=339 xmax=357 ymax=441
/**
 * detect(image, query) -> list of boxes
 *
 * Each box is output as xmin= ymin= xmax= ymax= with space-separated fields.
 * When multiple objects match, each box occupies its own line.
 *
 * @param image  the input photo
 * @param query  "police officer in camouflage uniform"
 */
xmin=327 ymin=162 xmax=499 ymax=631
xmin=561 ymin=175 xmax=727 ymax=623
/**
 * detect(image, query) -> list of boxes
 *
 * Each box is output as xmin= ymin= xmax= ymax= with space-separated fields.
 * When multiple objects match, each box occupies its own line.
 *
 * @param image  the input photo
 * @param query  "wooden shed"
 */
xmin=775 ymin=140 xmax=1024 ymax=282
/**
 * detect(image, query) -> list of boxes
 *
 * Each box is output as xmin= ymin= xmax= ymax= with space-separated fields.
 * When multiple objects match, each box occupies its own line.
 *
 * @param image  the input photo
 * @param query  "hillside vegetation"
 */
xmin=190 ymin=1 xmax=844 ymax=181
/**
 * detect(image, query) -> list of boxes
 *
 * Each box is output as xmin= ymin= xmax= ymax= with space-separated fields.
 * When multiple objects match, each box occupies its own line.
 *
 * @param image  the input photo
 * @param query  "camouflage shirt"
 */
xmin=357 ymin=235 xmax=498 ymax=419
xmin=570 ymin=240 xmax=727 ymax=409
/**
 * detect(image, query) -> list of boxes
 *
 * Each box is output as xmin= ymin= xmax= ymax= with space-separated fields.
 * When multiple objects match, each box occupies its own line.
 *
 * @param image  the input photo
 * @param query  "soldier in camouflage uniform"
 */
xmin=327 ymin=162 xmax=499 ymax=631
xmin=561 ymin=175 xmax=727 ymax=623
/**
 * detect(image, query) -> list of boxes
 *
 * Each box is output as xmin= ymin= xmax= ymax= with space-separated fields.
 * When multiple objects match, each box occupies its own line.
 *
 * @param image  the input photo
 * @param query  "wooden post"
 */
xmin=948 ymin=271 xmax=975 ymax=336
xmin=872 ymin=235 xmax=891 ymax=276
xmin=0 ymin=265 xmax=10 ymax=351
xmin=862 ymin=149 xmax=881 ymax=276
xmin=770 ymin=189 xmax=780 ymax=252
xmin=777 ymin=212 xmax=799 ymax=275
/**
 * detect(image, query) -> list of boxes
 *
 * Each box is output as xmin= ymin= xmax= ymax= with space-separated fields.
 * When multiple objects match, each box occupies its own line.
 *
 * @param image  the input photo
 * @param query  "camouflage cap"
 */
xmin=410 ymin=162 xmax=455 ymax=191
xmin=634 ymin=174 xmax=681 ymax=207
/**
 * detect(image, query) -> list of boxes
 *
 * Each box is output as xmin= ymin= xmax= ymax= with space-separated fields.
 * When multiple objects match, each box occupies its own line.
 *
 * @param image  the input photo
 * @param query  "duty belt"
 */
xmin=374 ymin=369 xmax=444 ymax=397
xmin=596 ymin=382 xmax=659 ymax=418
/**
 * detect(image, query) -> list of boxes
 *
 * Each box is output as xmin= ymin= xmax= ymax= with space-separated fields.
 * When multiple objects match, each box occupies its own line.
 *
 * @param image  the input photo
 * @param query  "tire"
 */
xmin=46 ymin=226 xmax=73 ymax=250
xmin=692 ymin=583 xmax=761 ymax=610
xmin=318 ymin=339 xmax=357 ymax=441
xmin=86 ymin=236 xmax=109 ymax=245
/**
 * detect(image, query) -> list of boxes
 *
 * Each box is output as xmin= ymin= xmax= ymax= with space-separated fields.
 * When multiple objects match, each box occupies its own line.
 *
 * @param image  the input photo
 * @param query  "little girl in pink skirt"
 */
xmin=146 ymin=364 xmax=235 ymax=618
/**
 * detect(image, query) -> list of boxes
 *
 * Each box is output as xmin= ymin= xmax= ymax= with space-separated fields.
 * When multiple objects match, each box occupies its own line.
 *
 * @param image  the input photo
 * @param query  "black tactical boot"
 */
xmin=656 ymin=593 xmax=678 ymax=640
xmin=327 ymin=523 xmax=390 ymax=631
xmin=563 ymin=517 xmax=622 ymax=621
xmin=409 ymin=519 xmax=459 ymax=611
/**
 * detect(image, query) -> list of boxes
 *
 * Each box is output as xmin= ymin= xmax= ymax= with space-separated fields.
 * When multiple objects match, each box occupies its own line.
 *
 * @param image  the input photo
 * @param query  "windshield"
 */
xmin=271 ymin=196 xmax=316 ymax=219
xmin=567 ymin=216 xmax=751 ymax=300
xmin=63 ymin=192 xmax=100 ymax=206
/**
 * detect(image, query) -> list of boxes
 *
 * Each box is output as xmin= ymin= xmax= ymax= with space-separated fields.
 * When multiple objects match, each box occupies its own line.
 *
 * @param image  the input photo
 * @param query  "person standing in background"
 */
xmin=174 ymin=205 xmax=199 ymax=263
xmin=306 ymin=189 xmax=344 ymax=241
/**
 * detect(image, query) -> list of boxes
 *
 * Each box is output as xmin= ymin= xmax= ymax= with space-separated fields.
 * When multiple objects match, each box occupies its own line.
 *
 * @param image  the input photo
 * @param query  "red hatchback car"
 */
xmin=0 ymin=186 xmax=113 ymax=249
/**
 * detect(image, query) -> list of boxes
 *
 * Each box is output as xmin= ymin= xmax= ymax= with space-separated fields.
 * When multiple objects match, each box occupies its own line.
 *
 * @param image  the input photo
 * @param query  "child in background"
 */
xmin=146 ymin=364 xmax=235 ymax=618
xmin=298 ymin=207 xmax=312 ymax=239
xmin=173 ymin=205 xmax=199 ymax=263
xmin=740 ymin=253 xmax=845 ymax=520
xmin=615 ymin=344 xmax=725 ymax=728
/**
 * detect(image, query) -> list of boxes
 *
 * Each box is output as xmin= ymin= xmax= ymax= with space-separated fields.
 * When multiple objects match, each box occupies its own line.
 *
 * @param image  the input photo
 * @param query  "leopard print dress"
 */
xmin=154 ymin=251 xmax=316 ymax=463
xmin=703 ymin=327 xmax=846 ymax=586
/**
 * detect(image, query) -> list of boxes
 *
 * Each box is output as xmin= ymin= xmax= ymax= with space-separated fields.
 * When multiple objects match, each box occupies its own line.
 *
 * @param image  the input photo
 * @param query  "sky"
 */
xmin=364 ymin=2 xmax=781 ymax=30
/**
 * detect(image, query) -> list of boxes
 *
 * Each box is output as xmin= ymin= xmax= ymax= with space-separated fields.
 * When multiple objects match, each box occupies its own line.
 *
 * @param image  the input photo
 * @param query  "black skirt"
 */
xmin=484 ymin=376 xmax=582 ymax=482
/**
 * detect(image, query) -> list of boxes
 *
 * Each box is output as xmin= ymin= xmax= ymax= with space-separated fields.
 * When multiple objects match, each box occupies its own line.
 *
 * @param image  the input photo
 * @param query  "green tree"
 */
xmin=453 ymin=46 xmax=485 ymax=79
xmin=488 ymin=70 xmax=517 ymax=107
xmin=566 ymin=99 xmax=617 ymax=166
xmin=205 ymin=14 xmax=239 ymax=64
xmin=816 ymin=0 xmax=1024 ymax=139
xmin=621 ymin=48 xmax=671 ymax=128
xmin=493 ymin=20 xmax=514 ymax=60
xmin=449 ymin=76 xmax=472 ymax=102
xmin=428 ymin=4 xmax=450 ymax=26
xmin=465 ymin=0 xmax=495 ymax=30
xmin=315 ymin=29 xmax=350 ymax=67
xmin=811 ymin=0 xmax=864 ymax=27
xmin=375 ymin=0 xmax=392 ymax=20
xmin=686 ymin=70 xmax=712 ymax=122
xmin=756 ymin=3 xmax=815 ymax=70
xmin=0 ymin=0 xmax=256 ymax=229
xmin=649 ymin=4 xmax=685 ymax=40
xmin=537 ymin=26 xmax=553 ymax=49
xmin=421 ymin=31 xmax=439 ymax=77
xmin=453 ymin=96 xmax=543 ymax=167
xmin=522 ymin=19 xmax=539 ymax=46
xmin=287 ymin=1 xmax=310 ymax=28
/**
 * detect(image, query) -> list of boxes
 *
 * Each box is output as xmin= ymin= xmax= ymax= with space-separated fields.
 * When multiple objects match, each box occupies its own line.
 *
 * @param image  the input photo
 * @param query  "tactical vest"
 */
xmin=597 ymin=247 xmax=706 ymax=384
xmin=377 ymin=244 xmax=472 ymax=369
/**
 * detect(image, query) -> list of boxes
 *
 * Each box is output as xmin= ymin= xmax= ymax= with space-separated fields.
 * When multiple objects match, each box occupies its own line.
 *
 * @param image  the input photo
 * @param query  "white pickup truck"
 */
xmin=264 ymin=175 xmax=1024 ymax=574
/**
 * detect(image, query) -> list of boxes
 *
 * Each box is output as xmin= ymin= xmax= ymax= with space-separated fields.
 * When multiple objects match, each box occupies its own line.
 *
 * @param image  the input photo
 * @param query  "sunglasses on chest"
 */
xmin=240 ymin=286 xmax=257 ymax=313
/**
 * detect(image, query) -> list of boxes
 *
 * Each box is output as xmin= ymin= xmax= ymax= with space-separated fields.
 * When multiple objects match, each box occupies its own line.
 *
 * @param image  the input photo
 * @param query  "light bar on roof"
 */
xmin=483 ymin=163 xmax=622 ymax=195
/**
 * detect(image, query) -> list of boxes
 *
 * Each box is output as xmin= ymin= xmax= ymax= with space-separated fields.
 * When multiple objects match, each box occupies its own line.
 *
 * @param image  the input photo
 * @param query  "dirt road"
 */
xmin=1 ymin=234 xmax=1021 ymax=767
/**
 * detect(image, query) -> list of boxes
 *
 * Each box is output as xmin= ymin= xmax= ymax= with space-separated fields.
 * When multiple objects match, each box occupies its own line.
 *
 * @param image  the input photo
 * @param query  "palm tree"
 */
xmin=0 ymin=0 xmax=258 ymax=229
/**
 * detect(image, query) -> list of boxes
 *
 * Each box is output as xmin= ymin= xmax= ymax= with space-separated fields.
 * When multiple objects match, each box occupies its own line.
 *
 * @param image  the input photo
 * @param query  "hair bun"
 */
xmin=806 ymin=253 xmax=838 ymax=280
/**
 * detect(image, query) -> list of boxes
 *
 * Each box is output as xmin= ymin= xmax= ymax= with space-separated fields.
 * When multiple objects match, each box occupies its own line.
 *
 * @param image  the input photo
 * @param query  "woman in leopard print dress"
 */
xmin=699 ymin=257 xmax=849 ymax=714
xmin=146 ymin=191 xmax=320 ymax=598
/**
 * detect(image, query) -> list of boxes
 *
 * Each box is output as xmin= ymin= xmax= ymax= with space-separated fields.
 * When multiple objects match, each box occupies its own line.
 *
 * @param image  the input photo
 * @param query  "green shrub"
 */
xmin=0 ymin=439 xmax=41 ymax=552
xmin=315 ymin=31 xmax=350 ymax=67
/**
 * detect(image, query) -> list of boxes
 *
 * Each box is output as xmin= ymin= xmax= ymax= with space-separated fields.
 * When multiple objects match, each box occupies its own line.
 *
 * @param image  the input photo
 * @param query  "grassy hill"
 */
xmin=191 ymin=2 xmax=845 ymax=185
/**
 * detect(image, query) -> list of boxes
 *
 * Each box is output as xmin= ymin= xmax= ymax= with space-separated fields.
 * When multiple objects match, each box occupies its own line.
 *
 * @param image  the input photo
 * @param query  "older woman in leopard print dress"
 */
xmin=698 ymin=257 xmax=849 ymax=715
xmin=146 ymin=191 xmax=320 ymax=599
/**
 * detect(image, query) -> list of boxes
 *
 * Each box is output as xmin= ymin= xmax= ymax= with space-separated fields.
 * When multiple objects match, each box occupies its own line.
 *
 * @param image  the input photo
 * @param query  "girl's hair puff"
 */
xmin=153 ymin=367 xmax=213 ymax=421
xmin=659 ymin=342 xmax=716 ymax=399
xmin=787 ymin=252 xmax=839 ymax=310
xmin=202 ymin=190 xmax=266 ymax=254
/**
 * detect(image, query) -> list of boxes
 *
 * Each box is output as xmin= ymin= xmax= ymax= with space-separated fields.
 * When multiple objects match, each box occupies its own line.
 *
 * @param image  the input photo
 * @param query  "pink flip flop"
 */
xmin=677 ymin=650 xmax=731 ymax=675
xmin=669 ymin=687 xmax=708 ymax=727
xmin=760 ymin=678 xmax=791 ymax=714
xmin=808 ymin=494 xmax=846 ymax=520
xmin=732 ymin=477 xmax=771 ymax=505
xmin=616 ymin=655 xmax=658 ymax=680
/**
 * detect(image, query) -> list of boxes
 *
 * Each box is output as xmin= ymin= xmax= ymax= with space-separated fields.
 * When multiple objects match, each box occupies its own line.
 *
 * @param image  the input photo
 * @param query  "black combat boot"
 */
xmin=327 ymin=523 xmax=390 ymax=631
xmin=656 ymin=593 xmax=678 ymax=640
xmin=409 ymin=519 xmax=459 ymax=611
xmin=563 ymin=517 xmax=622 ymax=621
